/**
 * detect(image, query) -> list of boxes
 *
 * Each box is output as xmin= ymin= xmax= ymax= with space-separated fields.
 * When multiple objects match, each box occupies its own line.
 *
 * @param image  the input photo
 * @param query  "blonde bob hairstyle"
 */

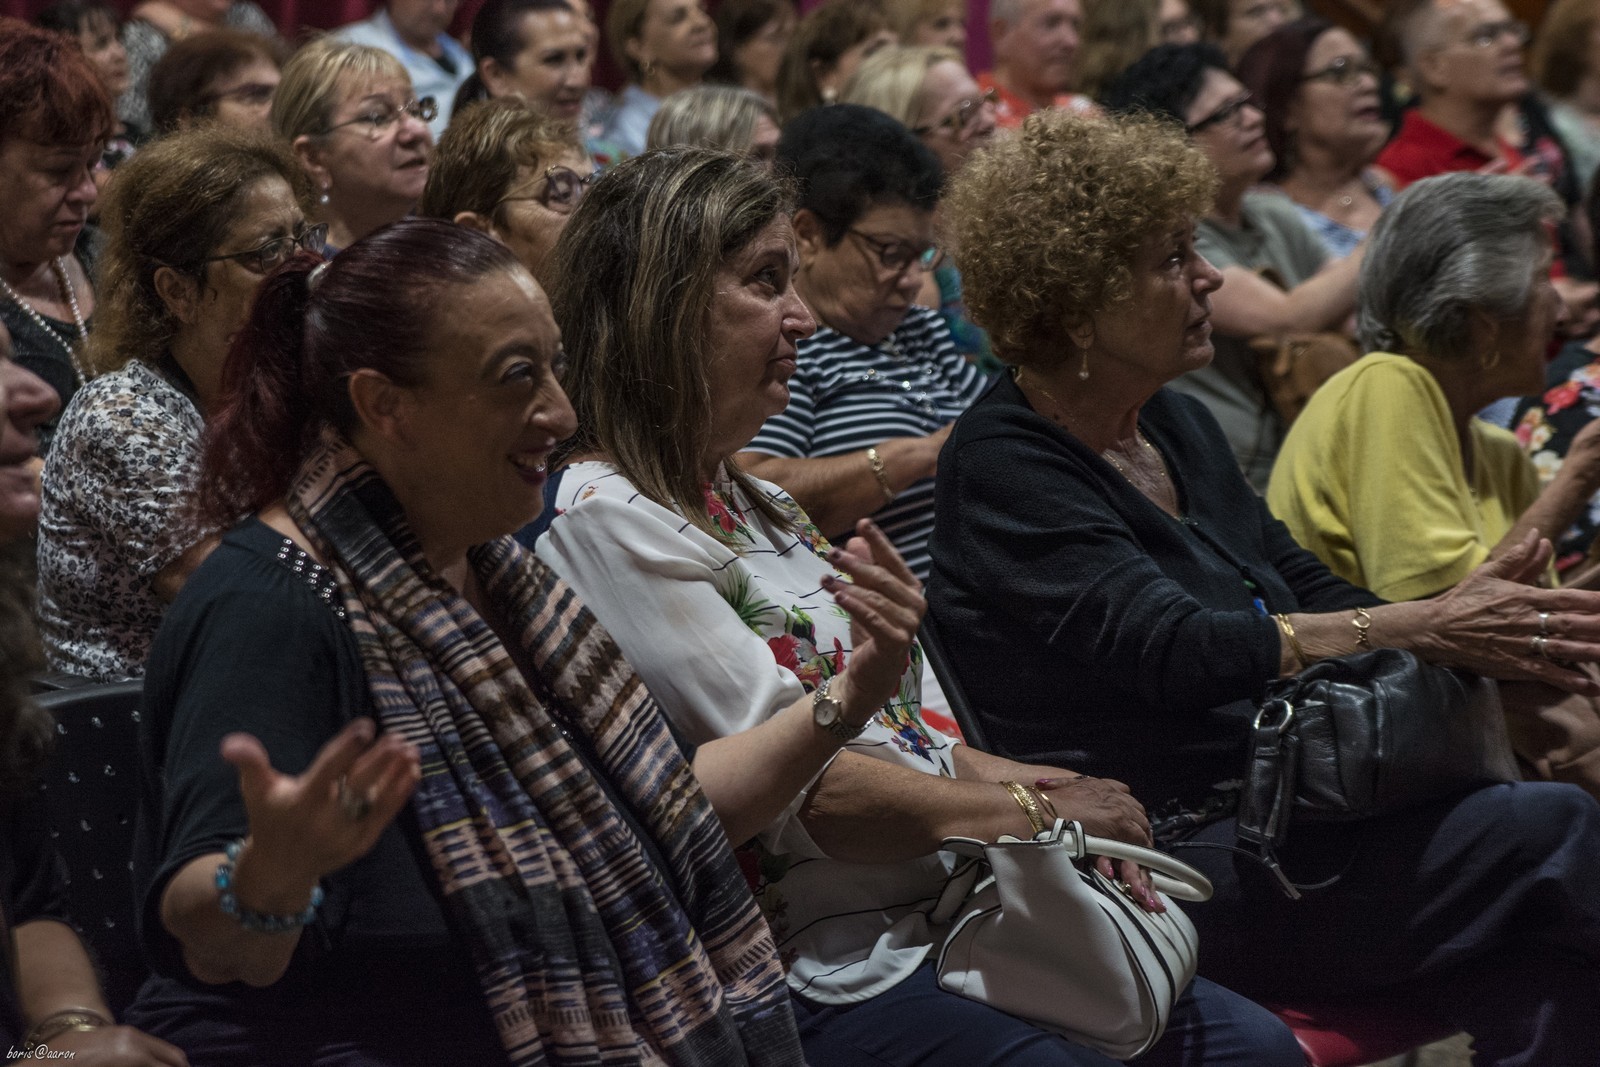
xmin=944 ymin=110 xmax=1216 ymax=366
xmin=646 ymin=84 xmax=778 ymax=152
xmin=840 ymin=44 xmax=962 ymax=128
xmin=89 ymin=125 xmax=312 ymax=377
xmin=269 ymin=36 xmax=409 ymax=142
xmin=548 ymin=148 xmax=799 ymax=540
xmin=419 ymin=98 xmax=583 ymax=224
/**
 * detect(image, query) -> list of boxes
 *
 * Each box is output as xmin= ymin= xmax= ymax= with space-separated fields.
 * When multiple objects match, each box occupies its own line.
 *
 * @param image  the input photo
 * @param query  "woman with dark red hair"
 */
xmin=0 ymin=18 xmax=115 ymax=452
xmin=1236 ymin=17 xmax=1392 ymax=258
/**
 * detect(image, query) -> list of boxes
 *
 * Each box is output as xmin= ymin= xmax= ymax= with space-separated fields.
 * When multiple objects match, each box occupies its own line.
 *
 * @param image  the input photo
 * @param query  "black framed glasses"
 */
xmin=847 ymin=229 xmax=944 ymax=274
xmin=1464 ymin=18 xmax=1529 ymax=48
xmin=1300 ymin=55 xmax=1379 ymax=87
xmin=1186 ymin=92 xmax=1258 ymax=135
xmin=199 ymin=223 xmax=328 ymax=275
xmin=495 ymin=165 xmax=598 ymax=214
xmin=912 ymin=87 xmax=998 ymax=137
xmin=322 ymin=96 xmax=437 ymax=139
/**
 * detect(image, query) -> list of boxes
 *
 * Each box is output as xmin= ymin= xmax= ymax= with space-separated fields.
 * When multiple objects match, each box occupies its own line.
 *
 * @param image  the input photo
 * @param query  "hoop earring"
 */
xmin=1480 ymin=349 xmax=1503 ymax=371
xmin=640 ymin=58 xmax=657 ymax=78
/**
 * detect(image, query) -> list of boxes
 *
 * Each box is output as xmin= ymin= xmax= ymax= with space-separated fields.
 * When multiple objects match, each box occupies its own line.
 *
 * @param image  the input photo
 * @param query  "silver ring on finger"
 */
xmin=1532 ymin=634 xmax=1551 ymax=660
xmin=1539 ymin=611 xmax=1552 ymax=637
xmin=338 ymin=779 xmax=373 ymax=821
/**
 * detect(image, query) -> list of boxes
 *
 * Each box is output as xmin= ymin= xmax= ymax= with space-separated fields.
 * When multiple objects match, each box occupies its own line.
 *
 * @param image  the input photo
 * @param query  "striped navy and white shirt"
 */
xmin=746 ymin=306 xmax=992 ymax=579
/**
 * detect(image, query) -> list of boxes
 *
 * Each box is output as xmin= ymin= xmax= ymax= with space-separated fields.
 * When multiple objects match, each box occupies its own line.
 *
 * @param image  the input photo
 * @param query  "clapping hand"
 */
xmin=820 ymin=519 xmax=926 ymax=721
xmin=221 ymin=719 xmax=420 ymax=891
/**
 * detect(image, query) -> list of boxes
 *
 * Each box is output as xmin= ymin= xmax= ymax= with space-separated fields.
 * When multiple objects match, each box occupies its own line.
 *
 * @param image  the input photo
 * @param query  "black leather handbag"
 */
xmin=1233 ymin=649 xmax=1520 ymax=897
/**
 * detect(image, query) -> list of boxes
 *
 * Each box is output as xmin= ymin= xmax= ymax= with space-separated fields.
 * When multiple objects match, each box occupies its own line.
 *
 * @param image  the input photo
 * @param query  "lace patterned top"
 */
xmin=36 ymin=359 xmax=212 ymax=680
xmin=538 ymin=461 xmax=959 ymax=1005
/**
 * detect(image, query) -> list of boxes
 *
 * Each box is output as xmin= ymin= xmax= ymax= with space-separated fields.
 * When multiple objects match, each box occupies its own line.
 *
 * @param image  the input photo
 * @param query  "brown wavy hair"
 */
xmin=87 ymin=124 xmax=312 ymax=377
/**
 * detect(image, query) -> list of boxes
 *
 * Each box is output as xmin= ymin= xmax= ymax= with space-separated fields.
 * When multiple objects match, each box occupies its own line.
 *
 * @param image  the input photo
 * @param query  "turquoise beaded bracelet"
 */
xmin=214 ymin=838 xmax=324 ymax=932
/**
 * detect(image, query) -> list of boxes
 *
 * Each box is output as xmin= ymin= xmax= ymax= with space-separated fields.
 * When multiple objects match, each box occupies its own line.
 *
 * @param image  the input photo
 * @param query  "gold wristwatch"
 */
xmin=812 ymin=677 xmax=870 ymax=741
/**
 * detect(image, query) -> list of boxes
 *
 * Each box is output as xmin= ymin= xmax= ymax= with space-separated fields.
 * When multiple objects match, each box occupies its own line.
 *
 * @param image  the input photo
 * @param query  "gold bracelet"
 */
xmin=25 ymin=1007 xmax=109 ymax=1051
xmin=1000 ymin=780 xmax=1049 ymax=835
xmin=1031 ymin=785 xmax=1059 ymax=822
xmin=1274 ymin=613 xmax=1307 ymax=670
xmin=865 ymin=446 xmax=895 ymax=504
xmin=1353 ymin=606 xmax=1373 ymax=651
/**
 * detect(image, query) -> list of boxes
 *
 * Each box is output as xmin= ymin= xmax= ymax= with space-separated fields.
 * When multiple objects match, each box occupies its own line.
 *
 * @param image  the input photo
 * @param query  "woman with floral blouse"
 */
xmin=534 ymin=146 xmax=1302 ymax=1067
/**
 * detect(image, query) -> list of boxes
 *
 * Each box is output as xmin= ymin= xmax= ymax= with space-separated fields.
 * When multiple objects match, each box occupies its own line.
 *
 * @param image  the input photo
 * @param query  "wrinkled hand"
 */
xmin=1033 ymin=774 xmax=1163 ymax=914
xmin=43 ymin=1024 xmax=188 ymax=1065
xmin=822 ymin=519 xmax=926 ymax=724
xmin=222 ymin=719 xmax=420 ymax=888
xmin=1425 ymin=531 xmax=1600 ymax=693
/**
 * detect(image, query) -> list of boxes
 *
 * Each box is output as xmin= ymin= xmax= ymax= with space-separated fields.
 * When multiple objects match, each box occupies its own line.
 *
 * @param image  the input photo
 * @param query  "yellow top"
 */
xmin=1266 ymin=352 xmax=1541 ymax=601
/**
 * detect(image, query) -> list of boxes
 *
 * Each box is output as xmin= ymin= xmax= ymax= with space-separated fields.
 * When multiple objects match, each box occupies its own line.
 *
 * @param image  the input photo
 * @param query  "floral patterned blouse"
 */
xmin=36 ymin=359 xmax=211 ymax=680
xmin=538 ymin=461 xmax=959 ymax=1005
xmin=1513 ymin=342 xmax=1600 ymax=575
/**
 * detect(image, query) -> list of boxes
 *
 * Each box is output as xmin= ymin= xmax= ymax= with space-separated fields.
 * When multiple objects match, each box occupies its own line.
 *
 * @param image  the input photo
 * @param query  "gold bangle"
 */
xmin=1353 ymin=606 xmax=1373 ymax=651
xmin=1274 ymin=613 xmax=1307 ymax=670
xmin=865 ymin=446 xmax=895 ymax=504
xmin=1032 ymin=785 xmax=1059 ymax=822
xmin=25 ymin=1007 xmax=109 ymax=1050
xmin=1001 ymin=780 xmax=1049 ymax=835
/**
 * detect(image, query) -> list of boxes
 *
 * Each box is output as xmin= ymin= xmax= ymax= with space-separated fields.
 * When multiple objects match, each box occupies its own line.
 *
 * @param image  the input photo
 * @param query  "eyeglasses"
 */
xmin=495 ymin=165 xmax=598 ymax=214
xmin=322 ymin=96 xmax=437 ymax=139
xmin=204 ymin=81 xmax=276 ymax=109
xmin=1185 ymin=92 xmax=1258 ymax=135
xmin=1300 ymin=55 xmax=1380 ymax=87
xmin=1463 ymin=19 xmax=1529 ymax=49
xmin=198 ymin=223 xmax=328 ymax=275
xmin=912 ymin=87 xmax=998 ymax=137
xmin=848 ymin=229 xmax=944 ymax=274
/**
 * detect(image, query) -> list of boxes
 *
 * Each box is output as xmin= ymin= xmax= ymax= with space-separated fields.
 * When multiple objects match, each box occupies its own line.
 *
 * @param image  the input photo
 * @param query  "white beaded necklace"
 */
xmin=0 ymin=258 xmax=89 ymax=386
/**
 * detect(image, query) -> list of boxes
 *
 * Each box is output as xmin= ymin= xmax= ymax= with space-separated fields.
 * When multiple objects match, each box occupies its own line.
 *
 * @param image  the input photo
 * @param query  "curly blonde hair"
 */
xmin=944 ymin=109 xmax=1216 ymax=366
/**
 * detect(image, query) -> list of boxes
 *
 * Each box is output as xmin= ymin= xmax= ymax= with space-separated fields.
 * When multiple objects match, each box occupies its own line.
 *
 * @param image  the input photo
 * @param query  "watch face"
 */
xmin=813 ymin=694 xmax=843 ymax=727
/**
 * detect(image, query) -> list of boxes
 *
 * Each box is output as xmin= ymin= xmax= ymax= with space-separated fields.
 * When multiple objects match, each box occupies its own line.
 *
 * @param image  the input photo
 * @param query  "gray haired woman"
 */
xmin=645 ymin=84 xmax=779 ymax=164
xmin=1268 ymin=170 xmax=1600 ymax=795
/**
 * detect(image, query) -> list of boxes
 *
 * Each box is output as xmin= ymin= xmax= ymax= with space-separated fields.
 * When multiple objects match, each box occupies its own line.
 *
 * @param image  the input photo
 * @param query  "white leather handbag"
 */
xmin=931 ymin=819 xmax=1212 ymax=1060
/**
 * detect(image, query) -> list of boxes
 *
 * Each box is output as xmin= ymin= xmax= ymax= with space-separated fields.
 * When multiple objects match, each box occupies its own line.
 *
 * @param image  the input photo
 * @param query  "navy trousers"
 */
xmin=1174 ymin=780 xmax=1600 ymax=1067
xmin=791 ymin=966 xmax=1303 ymax=1066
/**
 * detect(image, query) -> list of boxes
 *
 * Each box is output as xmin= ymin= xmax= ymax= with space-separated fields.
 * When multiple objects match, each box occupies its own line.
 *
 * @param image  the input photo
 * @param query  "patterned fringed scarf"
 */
xmin=285 ymin=432 xmax=804 ymax=1067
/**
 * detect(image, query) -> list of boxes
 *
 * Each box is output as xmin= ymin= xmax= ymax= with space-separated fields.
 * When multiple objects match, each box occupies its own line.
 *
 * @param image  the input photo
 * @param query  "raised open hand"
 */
xmin=820 ymin=519 xmax=926 ymax=723
xmin=221 ymin=718 xmax=421 ymax=889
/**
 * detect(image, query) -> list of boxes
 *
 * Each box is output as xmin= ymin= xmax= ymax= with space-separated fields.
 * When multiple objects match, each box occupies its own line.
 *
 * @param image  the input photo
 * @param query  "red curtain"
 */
xmin=0 ymin=1 xmax=485 ymax=38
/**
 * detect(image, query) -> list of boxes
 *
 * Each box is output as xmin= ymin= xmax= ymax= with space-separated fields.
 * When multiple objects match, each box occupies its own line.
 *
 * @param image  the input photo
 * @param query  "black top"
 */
xmin=927 ymin=374 xmax=1379 ymax=807
xmin=0 ymin=789 xmax=72 ymax=1050
xmin=128 ymin=518 xmax=507 ymax=1066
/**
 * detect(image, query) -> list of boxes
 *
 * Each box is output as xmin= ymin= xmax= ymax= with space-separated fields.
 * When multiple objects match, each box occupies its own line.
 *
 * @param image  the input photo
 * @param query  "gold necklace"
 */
xmin=1015 ymin=367 xmax=1168 ymax=484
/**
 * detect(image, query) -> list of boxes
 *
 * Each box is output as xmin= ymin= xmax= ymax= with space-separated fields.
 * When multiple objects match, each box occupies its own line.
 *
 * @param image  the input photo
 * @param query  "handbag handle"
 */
xmin=942 ymin=820 xmax=1214 ymax=903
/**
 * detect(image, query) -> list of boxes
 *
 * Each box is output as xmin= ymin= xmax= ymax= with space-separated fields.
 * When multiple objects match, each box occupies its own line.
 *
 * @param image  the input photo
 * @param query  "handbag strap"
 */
xmin=938 ymin=820 xmax=1215 ymax=904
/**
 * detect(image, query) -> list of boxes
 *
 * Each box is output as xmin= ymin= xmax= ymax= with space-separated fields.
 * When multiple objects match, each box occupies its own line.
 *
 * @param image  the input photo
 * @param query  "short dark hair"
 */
xmin=708 ymin=0 xmax=791 ymax=84
xmin=776 ymin=103 xmax=942 ymax=244
xmin=453 ymin=0 xmax=576 ymax=117
xmin=33 ymin=0 xmax=118 ymax=36
xmin=1236 ymin=18 xmax=1333 ymax=182
xmin=147 ymin=29 xmax=280 ymax=133
xmin=1101 ymin=42 xmax=1230 ymax=126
